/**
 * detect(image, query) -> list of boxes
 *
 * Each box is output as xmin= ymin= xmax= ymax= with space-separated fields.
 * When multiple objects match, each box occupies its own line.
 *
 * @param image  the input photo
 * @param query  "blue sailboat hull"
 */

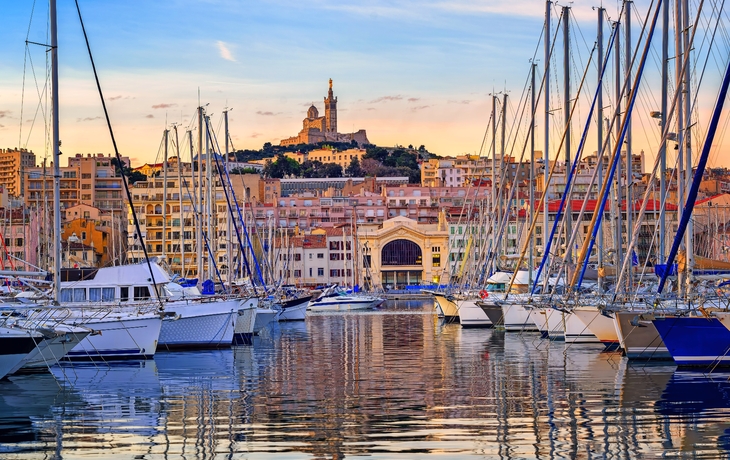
xmin=653 ymin=317 xmax=730 ymax=367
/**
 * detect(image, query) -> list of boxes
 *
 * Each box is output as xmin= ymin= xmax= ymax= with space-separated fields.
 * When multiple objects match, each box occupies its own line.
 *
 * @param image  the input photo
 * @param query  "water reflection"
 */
xmin=0 ymin=302 xmax=728 ymax=458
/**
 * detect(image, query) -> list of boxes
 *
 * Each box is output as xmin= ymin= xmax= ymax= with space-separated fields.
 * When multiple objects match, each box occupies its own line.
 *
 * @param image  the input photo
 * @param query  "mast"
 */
xmin=659 ymin=0 xmax=668 ymax=264
xmin=224 ymin=109 xmax=232 ymax=285
xmin=544 ymin=0 xmax=551 ymax=265
xmin=613 ymin=20 xmax=623 ymax=282
xmin=205 ymin=115 xmax=214 ymax=281
xmin=682 ymin=0 xmax=693 ymax=288
xmin=51 ymin=0 xmax=61 ymax=303
xmin=562 ymin=6 xmax=572 ymax=265
xmin=501 ymin=92 xmax=507 ymax=257
xmin=197 ymin=107 xmax=204 ymax=279
xmin=530 ymin=63 xmax=537 ymax=285
xmin=625 ymin=1 xmax=633 ymax=287
xmin=658 ymin=38 xmax=730 ymax=292
xmin=174 ymin=126 xmax=185 ymax=277
xmin=597 ymin=7 xmax=605 ymax=291
xmin=162 ymin=129 xmax=168 ymax=263
xmin=491 ymin=94 xmax=497 ymax=274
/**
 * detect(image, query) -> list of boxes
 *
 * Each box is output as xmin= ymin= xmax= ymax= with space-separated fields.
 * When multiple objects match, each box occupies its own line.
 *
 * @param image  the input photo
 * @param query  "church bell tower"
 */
xmin=324 ymin=78 xmax=338 ymax=133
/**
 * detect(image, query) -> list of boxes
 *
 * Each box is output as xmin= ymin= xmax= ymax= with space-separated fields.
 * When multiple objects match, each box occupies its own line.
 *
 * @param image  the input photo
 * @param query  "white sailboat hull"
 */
xmin=528 ymin=307 xmax=549 ymax=338
xmin=458 ymin=299 xmax=492 ymax=327
xmin=564 ymin=310 xmax=600 ymax=343
xmin=233 ymin=298 xmax=259 ymax=345
xmin=66 ymin=314 xmax=162 ymax=360
xmin=14 ymin=329 xmax=91 ymax=372
xmin=501 ymin=302 xmax=538 ymax=332
xmin=572 ymin=307 xmax=619 ymax=347
xmin=159 ymin=298 xmax=239 ymax=349
xmin=544 ymin=308 xmax=566 ymax=341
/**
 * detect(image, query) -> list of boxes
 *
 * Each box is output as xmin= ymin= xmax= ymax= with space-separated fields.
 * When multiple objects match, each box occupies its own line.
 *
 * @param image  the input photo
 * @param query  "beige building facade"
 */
xmin=356 ymin=214 xmax=450 ymax=290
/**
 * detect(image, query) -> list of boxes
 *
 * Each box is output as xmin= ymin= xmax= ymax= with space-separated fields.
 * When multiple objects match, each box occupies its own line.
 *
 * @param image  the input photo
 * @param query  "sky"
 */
xmin=0 ymin=0 xmax=728 ymax=170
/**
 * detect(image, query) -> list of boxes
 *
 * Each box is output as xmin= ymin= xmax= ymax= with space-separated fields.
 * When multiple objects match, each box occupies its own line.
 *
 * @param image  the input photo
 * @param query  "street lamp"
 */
xmin=67 ymin=232 xmax=79 ymax=268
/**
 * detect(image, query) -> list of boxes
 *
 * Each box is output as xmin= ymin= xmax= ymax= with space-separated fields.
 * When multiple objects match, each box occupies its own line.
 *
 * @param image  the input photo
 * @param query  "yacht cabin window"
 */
xmin=73 ymin=288 xmax=86 ymax=302
xmin=102 ymin=288 xmax=115 ymax=301
xmin=120 ymin=287 xmax=129 ymax=302
xmin=134 ymin=286 xmax=151 ymax=300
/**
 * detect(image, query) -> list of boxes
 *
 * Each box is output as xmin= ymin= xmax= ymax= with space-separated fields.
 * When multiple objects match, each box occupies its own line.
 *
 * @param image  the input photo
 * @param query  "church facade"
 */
xmin=280 ymin=79 xmax=370 ymax=147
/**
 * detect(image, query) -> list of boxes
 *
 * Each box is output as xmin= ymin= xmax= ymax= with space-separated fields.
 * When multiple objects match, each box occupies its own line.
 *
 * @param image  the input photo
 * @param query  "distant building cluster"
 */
xmin=3 ymin=101 xmax=730 ymax=290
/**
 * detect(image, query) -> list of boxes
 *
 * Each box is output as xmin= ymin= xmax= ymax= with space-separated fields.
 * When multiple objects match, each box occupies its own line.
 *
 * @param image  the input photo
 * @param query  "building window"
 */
xmin=317 ymin=253 xmax=324 ymax=259
xmin=432 ymin=254 xmax=441 ymax=267
xmin=294 ymin=254 xmax=301 ymax=261
xmin=432 ymin=246 xmax=439 ymax=253
xmin=317 ymin=268 xmax=324 ymax=277
xmin=381 ymin=239 xmax=422 ymax=266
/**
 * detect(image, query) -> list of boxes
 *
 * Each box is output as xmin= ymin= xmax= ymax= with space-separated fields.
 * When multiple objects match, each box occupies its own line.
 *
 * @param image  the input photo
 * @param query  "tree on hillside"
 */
xmin=111 ymin=157 xmax=147 ymax=184
xmin=360 ymin=158 xmax=381 ymax=176
xmin=345 ymin=157 xmax=363 ymax=177
xmin=263 ymin=154 xmax=301 ymax=178
xmin=322 ymin=163 xmax=343 ymax=178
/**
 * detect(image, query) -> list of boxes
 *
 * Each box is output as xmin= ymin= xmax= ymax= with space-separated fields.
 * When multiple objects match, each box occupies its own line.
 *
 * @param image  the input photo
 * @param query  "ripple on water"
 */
xmin=0 ymin=301 xmax=728 ymax=458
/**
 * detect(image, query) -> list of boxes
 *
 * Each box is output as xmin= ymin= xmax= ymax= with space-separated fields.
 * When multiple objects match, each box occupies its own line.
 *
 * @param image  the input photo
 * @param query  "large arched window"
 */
xmin=382 ymin=240 xmax=422 ymax=266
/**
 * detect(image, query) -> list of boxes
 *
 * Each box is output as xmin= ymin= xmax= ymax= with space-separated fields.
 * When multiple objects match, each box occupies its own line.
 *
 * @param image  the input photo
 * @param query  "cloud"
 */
xmin=256 ymin=111 xmax=278 ymax=116
xmin=77 ymin=116 xmax=102 ymax=122
xmin=145 ymin=114 xmax=154 ymax=119
xmin=249 ymin=132 xmax=262 ymax=138
xmin=366 ymin=108 xmax=376 ymax=111
xmin=370 ymin=95 xmax=403 ymax=103
xmin=152 ymin=103 xmax=176 ymax=109
xmin=448 ymin=99 xmax=471 ymax=104
xmin=0 ymin=124 xmax=4 ymax=128
xmin=411 ymin=105 xmax=431 ymax=112
xmin=217 ymin=41 xmax=236 ymax=62
xmin=0 ymin=110 xmax=10 ymax=119
xmin=108 ymin=95 xmax=123 ymax=101
xmin=407 ymin=97 xmax=420 ymax=102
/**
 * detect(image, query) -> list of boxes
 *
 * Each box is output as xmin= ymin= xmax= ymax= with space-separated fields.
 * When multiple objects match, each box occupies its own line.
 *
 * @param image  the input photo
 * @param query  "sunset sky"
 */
xmin=0 ymin=0 xmax=727 ymax=169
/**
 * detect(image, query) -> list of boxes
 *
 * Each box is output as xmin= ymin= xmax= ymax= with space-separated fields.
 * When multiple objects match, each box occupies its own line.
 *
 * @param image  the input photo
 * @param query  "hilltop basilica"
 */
xmin=280 ymin=79 xmax=370 ymax=147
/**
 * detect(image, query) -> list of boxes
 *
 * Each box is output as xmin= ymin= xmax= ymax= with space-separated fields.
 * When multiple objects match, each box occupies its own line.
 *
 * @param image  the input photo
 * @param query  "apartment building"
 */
xmin=0 ymin=148 xmax=36 ymax=197
xmin=25 ymin=153 xmax=129 ymax=212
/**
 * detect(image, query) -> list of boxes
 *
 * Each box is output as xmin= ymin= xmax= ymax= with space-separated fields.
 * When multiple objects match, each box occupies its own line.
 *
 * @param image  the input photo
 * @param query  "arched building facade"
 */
xmin=356 ymin=215 xmax=449 ymax=290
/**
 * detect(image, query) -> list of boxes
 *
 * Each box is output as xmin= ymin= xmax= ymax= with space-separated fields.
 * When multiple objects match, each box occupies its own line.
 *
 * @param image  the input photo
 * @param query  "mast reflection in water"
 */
xmin=0 ymin=299 xmax=727 ymax=458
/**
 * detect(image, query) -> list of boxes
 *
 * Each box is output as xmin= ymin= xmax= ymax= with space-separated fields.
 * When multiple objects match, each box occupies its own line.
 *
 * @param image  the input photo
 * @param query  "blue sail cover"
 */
xmin=654 ymin=264 xmax=677 ymax=278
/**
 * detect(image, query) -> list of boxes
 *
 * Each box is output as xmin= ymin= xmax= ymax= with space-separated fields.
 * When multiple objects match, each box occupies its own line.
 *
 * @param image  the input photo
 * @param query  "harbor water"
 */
xmin=1 ymin=299 xmax=729 ymax=459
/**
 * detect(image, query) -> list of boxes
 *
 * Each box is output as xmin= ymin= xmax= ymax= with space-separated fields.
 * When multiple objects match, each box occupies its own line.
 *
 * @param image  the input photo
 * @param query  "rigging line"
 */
xmin=689 ymin=0 xmax=727 ymax=167
xmin=73 ymin=0 xmax=163 ymax=306
xmin=574 ymin=0 xmax=661 ymax=290
xmin=24 ymin=46 xmax=48 ymax=147
xmin=476 ymin=111 xmax=495 ymax=158
xmin=207 ymin=121 xmax=266 ymax=288
xmin=18 ymin=0 xmax=40 ymax=147
xmin=614 ymin=0 xmax=708 ymax=293
xmin=483 ymin=11 xmax=565 ymax=274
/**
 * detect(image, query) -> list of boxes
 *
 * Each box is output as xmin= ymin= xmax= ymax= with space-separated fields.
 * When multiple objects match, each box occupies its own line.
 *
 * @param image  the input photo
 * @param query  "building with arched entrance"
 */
xmin=356 ymin=214 xmax=449 ymax=290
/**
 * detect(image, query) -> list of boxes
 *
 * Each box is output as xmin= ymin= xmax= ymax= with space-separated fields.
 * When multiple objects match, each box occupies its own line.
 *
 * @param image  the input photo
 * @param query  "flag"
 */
xmin=631 ymin=250 xmax=638 ymax=266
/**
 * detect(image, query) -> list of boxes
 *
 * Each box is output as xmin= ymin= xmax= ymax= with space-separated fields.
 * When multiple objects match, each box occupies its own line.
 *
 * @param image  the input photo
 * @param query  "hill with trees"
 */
xmin=238 ymin=142 xmax=436 ymax=184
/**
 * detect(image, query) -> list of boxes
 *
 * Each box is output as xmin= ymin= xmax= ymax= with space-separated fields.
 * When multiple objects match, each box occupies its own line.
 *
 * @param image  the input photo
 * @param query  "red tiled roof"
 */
xmin=695 ymin=193 xmax=728 ymax=205
xmin=530 ymin=199 xmax=679 ymax=213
